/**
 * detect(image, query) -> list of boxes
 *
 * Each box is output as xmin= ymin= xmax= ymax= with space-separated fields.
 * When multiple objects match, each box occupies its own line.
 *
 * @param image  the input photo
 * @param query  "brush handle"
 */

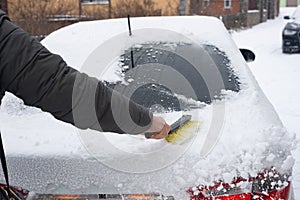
xmin=144 ymin=115 xmax=192 ymax=139
xmin=169 ymin=115 xmax=192 ymax=133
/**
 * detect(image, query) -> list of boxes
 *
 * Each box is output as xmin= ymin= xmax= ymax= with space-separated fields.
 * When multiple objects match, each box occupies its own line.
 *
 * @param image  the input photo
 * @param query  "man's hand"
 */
xmin=144 ymin=116 xmax=171 ymax=139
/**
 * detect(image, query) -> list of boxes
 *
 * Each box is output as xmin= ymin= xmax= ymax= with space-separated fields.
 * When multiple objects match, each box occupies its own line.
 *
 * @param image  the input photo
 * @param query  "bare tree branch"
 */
xmin=8 ymin=0 xmax=78 ymax=38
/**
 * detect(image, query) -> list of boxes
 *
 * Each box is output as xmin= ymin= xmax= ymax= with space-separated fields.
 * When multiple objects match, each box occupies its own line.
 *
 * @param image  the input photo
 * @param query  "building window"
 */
xmin=179 ymin=0 xmax=188 ymax=16
xmin=81 ymin=0 xmax=109 ymax=5
xmin=248 ymin=0 xmax=258 ymax=10
xmin=203 ymin=0 xmax=210 ymax=7
xmin=224 ymin=0 xmax=231 ymax=8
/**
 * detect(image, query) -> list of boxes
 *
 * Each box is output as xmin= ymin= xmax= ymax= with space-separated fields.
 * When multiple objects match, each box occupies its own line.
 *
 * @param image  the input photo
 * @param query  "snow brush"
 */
xmin=145 ymin=115 xmax=202 ymax=144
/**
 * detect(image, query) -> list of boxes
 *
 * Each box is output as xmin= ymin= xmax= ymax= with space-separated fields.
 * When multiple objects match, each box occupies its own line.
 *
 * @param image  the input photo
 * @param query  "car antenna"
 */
xmin=127 ymin=15 xmax=135 ymax=69
xmin=127 ymin=15 xmax=132 ymax=36
xmin=130 ymin=49 xmax=135 ymax=69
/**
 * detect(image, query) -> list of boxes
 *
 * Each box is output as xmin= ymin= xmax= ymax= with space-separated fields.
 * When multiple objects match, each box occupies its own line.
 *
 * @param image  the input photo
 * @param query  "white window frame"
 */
xmin=81 ymin=0 xmax=109 ymax=5
xmin=224 ymin=0 xmax=231 ymax=9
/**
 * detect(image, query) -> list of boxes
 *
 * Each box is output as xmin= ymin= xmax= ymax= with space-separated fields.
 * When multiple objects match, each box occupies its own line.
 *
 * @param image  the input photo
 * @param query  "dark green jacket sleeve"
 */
xmin=0 ymin=10 xmax=152 ymax=134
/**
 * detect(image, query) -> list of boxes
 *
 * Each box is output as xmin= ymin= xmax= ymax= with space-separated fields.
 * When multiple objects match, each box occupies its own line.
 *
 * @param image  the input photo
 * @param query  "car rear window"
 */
xmin=105 ymin=43 xmax=240 ymax=112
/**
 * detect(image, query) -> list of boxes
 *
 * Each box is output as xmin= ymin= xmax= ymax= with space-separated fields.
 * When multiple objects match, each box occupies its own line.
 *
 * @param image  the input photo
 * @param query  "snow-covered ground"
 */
xmin=232 ymin=7 xmax=300 ymax=198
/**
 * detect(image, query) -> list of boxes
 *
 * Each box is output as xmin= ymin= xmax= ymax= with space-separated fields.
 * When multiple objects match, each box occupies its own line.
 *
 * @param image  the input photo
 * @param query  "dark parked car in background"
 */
xmin=282 ymin=6 xmax=300 ymax=53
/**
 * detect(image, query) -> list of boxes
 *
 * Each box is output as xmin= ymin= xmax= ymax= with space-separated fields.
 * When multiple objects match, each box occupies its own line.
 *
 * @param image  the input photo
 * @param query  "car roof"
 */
xmin=42 ymin=16 xmax=244 ymax=72
xmin=43 ymin=16 xmax=252 ymax=97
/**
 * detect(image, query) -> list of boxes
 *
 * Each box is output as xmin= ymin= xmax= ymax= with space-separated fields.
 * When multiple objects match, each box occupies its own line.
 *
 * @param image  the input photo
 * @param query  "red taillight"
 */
xmin=0 ymin=183 xmax=29 ymax=197
xmin=188 ymin=169 xmax=291 ymax=200
xmin=188 ymin=184 xmax=291 ymax=200
xmin=189 ymin=192 xmax=251 ymax=200
xmin=252 ymin=181 xmax=291 ymax=200
xmin=252 ymin=168 xmax=291 ymax=200
xmin=188 ymin=178 xmax=252 ymax=200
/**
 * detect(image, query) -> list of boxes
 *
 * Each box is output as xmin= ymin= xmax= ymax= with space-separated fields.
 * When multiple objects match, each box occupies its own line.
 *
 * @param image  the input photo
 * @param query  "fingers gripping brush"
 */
xmin=145 ymin=115 xmax=202 ymax=144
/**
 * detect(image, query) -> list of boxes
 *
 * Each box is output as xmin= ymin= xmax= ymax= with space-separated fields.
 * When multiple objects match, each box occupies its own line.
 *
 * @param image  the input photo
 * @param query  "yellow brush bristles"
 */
xmin=165 ymin=121 xmax=202 ymax=144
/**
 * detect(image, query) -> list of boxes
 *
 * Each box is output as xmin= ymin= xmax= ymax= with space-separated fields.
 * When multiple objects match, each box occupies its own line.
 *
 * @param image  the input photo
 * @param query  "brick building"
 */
xmin=189 ymin=0 xmax=246 ymax=28
xmin=5 ymin=0 xmax=184 ymax=36
xmin=188 ymin=0 xmax=280 ymax=28
xmin=286 ymin=0 xmax=298 ymax=6
xmin=3 ymin=0 xmax=281 ymax=36
xmin=247 ymin=0 xmax=280 ymax=27
xmin=190 ymin=0 xmax=240 ymax=16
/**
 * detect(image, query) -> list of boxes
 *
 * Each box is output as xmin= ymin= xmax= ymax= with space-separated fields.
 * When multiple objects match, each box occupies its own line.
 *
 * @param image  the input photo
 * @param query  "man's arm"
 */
xmin=0 ymin=10 xmax=169 ymax=136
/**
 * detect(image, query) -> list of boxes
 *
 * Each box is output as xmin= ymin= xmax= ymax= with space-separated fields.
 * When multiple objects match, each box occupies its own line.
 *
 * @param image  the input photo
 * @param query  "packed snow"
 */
xmin=232 ymin=7 xmax=300 ymax=199
xmin=0 ymin=12 xmax=297 ymax=199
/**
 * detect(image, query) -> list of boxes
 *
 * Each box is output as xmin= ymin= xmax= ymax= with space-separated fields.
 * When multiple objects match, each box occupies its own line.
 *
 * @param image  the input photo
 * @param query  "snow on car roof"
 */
xmin=0 ymin=16 xmax=295 ymax=197
xmin=42 ymin=16 xmax=241 ymax=70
